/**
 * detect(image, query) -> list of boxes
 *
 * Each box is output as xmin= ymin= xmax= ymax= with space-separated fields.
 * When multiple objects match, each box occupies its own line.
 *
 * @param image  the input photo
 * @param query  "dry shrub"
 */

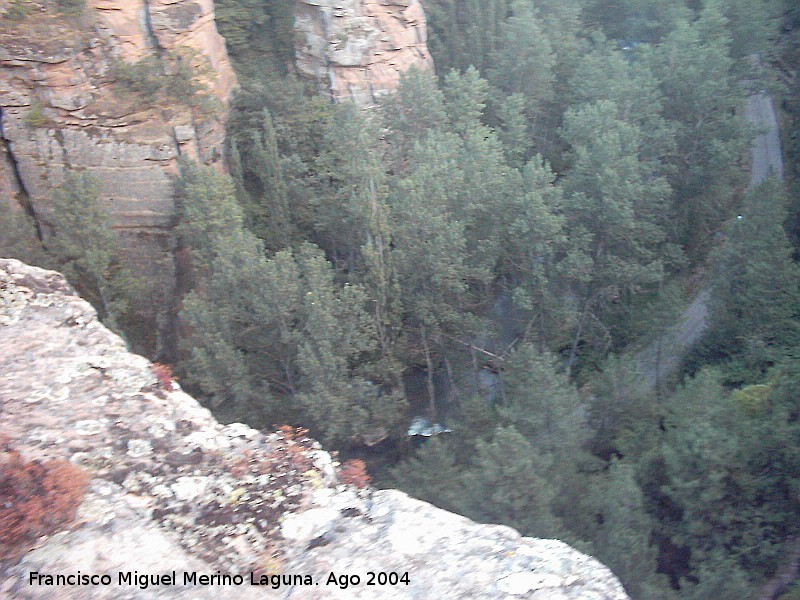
xmin=0 ymin=440 xmax=90 ymax=559
xmin=275 ymin=425 xmax=314 ymax=472
xmin=151 ymin=362 xmax=176 ymax=389
xmin=339 ymin=459 xmax=371 ymax=489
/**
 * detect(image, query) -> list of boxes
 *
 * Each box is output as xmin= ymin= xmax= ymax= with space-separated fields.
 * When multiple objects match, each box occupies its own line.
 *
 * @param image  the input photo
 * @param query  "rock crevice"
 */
xmin=0 ymin=107 xmax=40 ymax=238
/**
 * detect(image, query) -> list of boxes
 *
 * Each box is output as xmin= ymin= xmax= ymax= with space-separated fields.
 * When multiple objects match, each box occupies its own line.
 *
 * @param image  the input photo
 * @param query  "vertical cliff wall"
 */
xmin=0 ymin=0 xmax=235 ymax=281
xmin=294 ymin=0 xmax=434 ymax=105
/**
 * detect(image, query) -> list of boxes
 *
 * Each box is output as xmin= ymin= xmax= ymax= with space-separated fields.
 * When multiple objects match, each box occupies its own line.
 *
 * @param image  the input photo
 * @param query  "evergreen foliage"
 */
xmin=0 ymin=202 xmax=48 ymax=268
xmin=112 ymin=51 xmax=212 ymax=110
xmin=703 ymin=179 xmax=800 ymax=381
xmin=589 ymin=459 xmax=668 ymax=599
xmin=637 ymin=368 xmax=800 ymax=595
xmin=461 ymin=425 xmax=562 ymax=537
xmin=175 ymin=161 xmax=247 ymax=276
xmin=177 ymin=164 xmax=405 ymax=444
xmin=559 ymin=99 xmax=673 ymax=369
xmin=648 ymin=0 xmax=749 ymax=254
xmin=45 ymin=171 xmax=139 ymax=337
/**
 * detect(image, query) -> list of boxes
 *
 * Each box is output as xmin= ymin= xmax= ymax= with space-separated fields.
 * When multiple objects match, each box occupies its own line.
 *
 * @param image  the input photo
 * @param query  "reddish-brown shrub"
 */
xmin=275 ymin=425 xmax=314 ymax=472
xmin=339 ymin=459 xmax=371 ymax=489
xmin=151 ymin=362 xmax=176 ymax=390
xmin=276 ymin=425 xmax=309 ymax=441
xmin=0 ymin=443 xmax=90 ymax=559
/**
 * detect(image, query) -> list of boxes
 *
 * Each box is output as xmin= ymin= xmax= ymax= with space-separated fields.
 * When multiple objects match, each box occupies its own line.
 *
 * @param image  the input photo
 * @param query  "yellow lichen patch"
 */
xmin=228 ymin=487 xmax=246 ymax=504
xmin=303 ymin=469 xmax=325 ymax=489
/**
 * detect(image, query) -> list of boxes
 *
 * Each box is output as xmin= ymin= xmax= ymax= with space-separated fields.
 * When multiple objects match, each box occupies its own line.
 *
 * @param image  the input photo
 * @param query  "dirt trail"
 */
xmin=747 ymin=91 xmax=784 ymax=186
xmin=638 ymin=89 xmax=784 ymax=390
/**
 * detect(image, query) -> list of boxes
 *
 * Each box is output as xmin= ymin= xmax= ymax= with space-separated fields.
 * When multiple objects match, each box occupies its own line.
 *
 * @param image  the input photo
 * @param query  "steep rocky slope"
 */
xmin=294 ymin=0 xmax=434 ymax=105
xmin=0 ymin=0 xmax=235 ymax=277
xmin=0 ymin=258 xmax=630 ymax=599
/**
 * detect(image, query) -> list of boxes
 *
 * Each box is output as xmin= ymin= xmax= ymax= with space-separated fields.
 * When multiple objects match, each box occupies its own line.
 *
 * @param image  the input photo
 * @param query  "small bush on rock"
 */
xmin=152 ymin=362 xmax=176 ymax=390
xmin=4 ymin=0 xmax=33 ymax=20
xmin=25 ymin=101 xmax=48 ymax=128
xmin=339 ymin=459 xmax=371 ymax=489
xmin=0 ymin=439 xmax=90 ymax=559
xmin=112 ymin=56 xmax=164 ymax=97
xmin=55 ymin=0 xmax=83 ymax=16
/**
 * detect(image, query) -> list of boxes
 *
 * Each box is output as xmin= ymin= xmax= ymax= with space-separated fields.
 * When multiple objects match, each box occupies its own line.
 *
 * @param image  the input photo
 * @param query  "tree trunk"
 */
xmin=443 ymin=353 xmax=460 ymax=408
xmin=421 ymin=324 xmax=437 ymax=421
xmin=567 ymin=298 xmax=592 ymax=376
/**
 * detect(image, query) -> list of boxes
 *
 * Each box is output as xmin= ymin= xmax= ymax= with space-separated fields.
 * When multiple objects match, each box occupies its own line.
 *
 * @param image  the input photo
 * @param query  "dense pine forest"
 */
xmin=2 ymin=0 xmax=800 ymax=597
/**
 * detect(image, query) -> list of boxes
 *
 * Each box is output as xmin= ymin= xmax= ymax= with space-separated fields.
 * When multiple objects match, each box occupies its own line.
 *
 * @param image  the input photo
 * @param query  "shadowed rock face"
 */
xmin=0 ymin=258 xmax=631 ymax=599
xmin=0 ymin=0 xmax=236 ymax=280
xmin=295 ymin=0 xmax=434 ymax=105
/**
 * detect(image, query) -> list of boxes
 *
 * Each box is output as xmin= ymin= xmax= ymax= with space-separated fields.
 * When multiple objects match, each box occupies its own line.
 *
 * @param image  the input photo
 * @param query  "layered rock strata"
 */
xmin=0 ymin=0 xmax=235 ymax=277
xmin=0 ymin=258 xmax=631 ymax=599
xmin=295 ymin=0 xmax=434 ymax=105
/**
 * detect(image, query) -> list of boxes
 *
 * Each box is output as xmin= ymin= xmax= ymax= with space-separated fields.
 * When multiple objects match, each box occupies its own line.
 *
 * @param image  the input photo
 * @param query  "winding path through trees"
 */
xmin=638 ymin=86 xmax=784 ymax=390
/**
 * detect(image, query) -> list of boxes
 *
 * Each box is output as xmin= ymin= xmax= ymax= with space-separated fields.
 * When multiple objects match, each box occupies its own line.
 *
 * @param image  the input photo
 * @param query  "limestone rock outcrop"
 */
xmin=0 ymin=0 xmax=235 ymax=278
xmin=0 ymin=258 xmax=630 ymax=599
xmin=294 ymin=0 xmax=434 ymax=105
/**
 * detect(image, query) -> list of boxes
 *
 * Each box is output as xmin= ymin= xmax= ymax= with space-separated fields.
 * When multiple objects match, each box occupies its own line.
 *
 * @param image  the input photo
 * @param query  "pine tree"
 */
xmin=237 ymin=110 xmax=294 ymax=249
xmin=180 ymin=229 xmax=404 ymax=443
xmin=487 ymin=0 xmax=556 ymax=153
xmin=313 ymin=102 xmax=389 ymax=268
xmin=422 ymin=0 xmax=512 ymax=76
xmin=590 ymin=459 xmax=669 ymax=599
xmin=314 ymin=102 xmax=404 ymax=387
xmin=174 ymin=161 xmax=246 ymax=276
xmin=390 ymin=130 xmax=472 ymax=335
xmin=502 ymin=157 xmax=571 ymax=346
xmin=381 ymin=67 xmax=448 ymax=162
xmin=499 ymin=345 xmax=585 ymax=457
xmin=461 ymin=425 xmax=562 ymax=538
xmin=559 ymin=100 xmax=672 ymax=370
xmin=568 ymin=34 xmax=675 ymax=166
xmin=442 ymin=66 xmax=490 ymax=137
xmin=293 ymin=244 xmax=405 ymax=444
xmin=388 ymin=436 xmax=470 ymax=514
xmin=46 ymin=171 xmax=138 ymax=335
xmin=705 ymin=178 xmax=800 ymax=381
xmin=441 ymin=67 xmax=524 ymax=285
xmin=649 ymin=0 xmax=749 ymax=251
xmin=640 ymin=367 xmax=800 ymax=594
xmin=0 ymin=202 xmax=48 ymax=267
xmin=389 ymin=130 xmax=475 ymax=417
xmin=588 ymin=354 xmax=656 ymax=459
xmin=495 ymin=93 xmax=530 ymax=168
xmin=722 ymin=0 xmax=779 ymax=61
xmin=180 ymin=227 xmax=278 ymax=414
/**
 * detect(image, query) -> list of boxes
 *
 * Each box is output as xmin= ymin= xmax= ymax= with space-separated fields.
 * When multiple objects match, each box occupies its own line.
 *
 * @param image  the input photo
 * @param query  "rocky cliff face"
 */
xmin=0 ymin=0 xmax=235 ymax=278
xmin=294 ymin=0 xmax=434 ymax=105
xmin=0 ymin=258 xmax=631 ymax=600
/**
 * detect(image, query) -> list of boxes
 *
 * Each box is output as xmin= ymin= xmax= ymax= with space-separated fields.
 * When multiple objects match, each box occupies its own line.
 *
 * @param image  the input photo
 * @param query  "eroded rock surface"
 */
xmin=0 ymin=258 xmax=630 ymax=600
xmin=295 ymin=0 xmax=434 ymax=105
xmin=0 ymin=0 xmax=235 ymax=279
